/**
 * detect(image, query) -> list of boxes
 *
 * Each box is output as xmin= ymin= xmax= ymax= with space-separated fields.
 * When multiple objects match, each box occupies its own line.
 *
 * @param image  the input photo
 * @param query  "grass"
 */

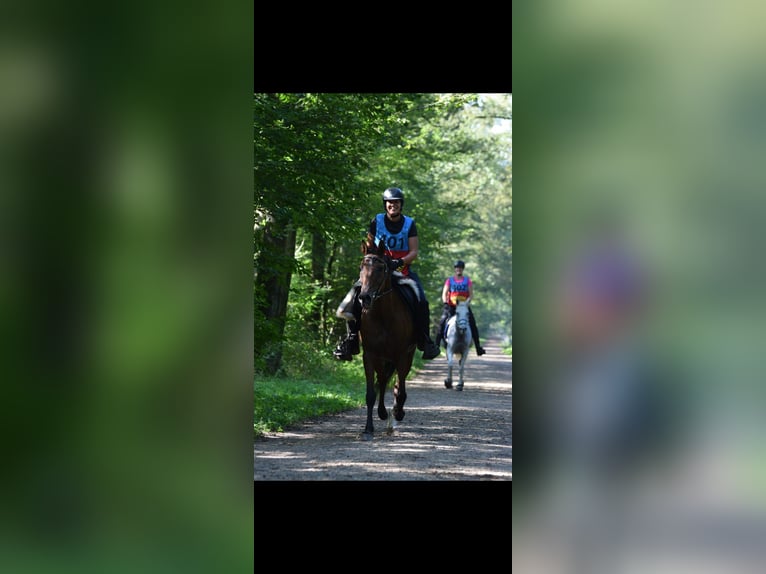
xmin=254 ymin=342 xmax=430 ymax=438
xmin=254 ymin=372 xmax=364 ymax=437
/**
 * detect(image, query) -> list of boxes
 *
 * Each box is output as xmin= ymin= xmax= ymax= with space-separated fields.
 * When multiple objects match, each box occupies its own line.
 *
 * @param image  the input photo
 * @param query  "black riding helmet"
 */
xmin=382 ymin=187 xmax=405 ymax=208
xmin=454 ymin=260 xmax=465 ymax=269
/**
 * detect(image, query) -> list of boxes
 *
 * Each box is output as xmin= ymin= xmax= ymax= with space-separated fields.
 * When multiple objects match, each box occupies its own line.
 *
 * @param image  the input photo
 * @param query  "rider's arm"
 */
xmin=366 ymin=219 xmax=377 ymax=244
xmin=402 ymin=235 xmax=418 ymax=266
xmin=441 ymin=280 xmax=450 ymax=305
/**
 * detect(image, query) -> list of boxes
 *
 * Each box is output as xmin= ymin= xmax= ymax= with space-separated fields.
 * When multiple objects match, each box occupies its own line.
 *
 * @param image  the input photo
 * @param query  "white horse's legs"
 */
xmin=445 ymin=307 xmax=472 ymax=391
xmin=456 ymin=333 xmax=471 ymax=391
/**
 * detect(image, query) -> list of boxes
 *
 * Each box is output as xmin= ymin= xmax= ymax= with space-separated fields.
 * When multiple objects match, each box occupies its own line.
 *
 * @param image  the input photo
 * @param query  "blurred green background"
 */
xmin=11 ymin=0 xmax=766 ymax=569
xmin=0 ymin=3 xmax=253 ymax=572
xmin=514 ymin=2 xmax=766 ymax=572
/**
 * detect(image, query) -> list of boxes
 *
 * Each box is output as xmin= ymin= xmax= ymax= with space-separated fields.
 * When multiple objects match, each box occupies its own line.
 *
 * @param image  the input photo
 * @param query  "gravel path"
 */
xmin=253 ymin=336 xmax=512 ymax=480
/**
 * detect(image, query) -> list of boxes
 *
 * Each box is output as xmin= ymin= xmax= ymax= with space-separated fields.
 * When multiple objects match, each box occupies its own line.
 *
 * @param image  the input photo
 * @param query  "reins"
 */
xmin=360 ymin=254 xmax=393 ymax=308
xmin=452 ymin=306 xmax=469 ymax=336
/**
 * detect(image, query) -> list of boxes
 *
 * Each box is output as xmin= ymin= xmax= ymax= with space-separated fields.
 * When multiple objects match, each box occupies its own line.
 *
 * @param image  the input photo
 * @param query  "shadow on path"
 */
xmin=254 ymin=336 xmax=512 ymax=481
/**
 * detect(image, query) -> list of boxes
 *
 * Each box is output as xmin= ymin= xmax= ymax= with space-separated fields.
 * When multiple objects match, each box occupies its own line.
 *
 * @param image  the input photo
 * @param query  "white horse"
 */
xmin=443 ymin=301 xmax=473 ymax=391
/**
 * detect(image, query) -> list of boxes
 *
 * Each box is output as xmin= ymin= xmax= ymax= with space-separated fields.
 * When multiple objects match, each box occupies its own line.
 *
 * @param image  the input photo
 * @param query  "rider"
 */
xmin=333 ymin=187 xmax=441 ymax=361
xmin=434 ymin=260 xmax=486 ymax=356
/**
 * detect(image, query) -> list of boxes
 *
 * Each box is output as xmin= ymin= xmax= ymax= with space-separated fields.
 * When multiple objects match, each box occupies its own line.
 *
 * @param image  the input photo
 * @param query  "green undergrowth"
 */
xmin=254 ymin=374 xmax=362 ymax=437
xmin=254 ymin=343 xmax=426 ymax=438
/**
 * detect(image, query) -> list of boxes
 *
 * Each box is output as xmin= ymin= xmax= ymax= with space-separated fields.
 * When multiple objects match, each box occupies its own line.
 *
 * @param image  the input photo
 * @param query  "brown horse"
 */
xmin=357 ymin=239 xmax=418 ymax=440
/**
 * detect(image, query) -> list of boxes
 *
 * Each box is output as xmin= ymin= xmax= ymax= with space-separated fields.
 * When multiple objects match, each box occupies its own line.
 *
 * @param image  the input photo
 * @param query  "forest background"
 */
xmin=254 ymin=93 xmax=512 ymax=376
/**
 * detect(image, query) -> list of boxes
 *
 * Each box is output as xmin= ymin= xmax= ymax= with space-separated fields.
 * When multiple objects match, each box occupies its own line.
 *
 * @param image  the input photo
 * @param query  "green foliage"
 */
xmin=278 ymin=334 xmax=336 ymax=379
xmin=400 ymin=93 xmax=512 ymax=338
xmin=253 ymin=342 xmax=428 ymax=438
xmin=254 ymin=93 xmax=464 ymax=372
xmin=254 ymin=364 xmax=366 ymax=437
xmin=254 ymin=92 xmax=512 ymax=376
xmin=254 ymin=93 xmax=445 ymax=242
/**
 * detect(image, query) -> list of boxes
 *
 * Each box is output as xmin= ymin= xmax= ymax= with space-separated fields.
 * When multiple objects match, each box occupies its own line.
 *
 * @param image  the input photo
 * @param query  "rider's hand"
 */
xmin=388 ymin=258 xmax=404 ymax=271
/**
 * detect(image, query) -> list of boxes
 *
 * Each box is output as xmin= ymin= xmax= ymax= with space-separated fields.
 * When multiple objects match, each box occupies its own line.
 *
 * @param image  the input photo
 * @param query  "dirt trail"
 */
xmin=253 ymin=336 xmax=512 ymax=480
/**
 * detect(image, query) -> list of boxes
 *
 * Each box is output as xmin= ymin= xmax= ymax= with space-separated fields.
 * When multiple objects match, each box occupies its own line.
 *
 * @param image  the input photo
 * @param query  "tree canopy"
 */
xmin=254 ymin=93 xmax=511 ymax=374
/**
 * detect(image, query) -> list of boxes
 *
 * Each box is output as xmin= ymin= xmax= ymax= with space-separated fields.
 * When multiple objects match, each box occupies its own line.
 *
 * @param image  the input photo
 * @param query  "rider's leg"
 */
xmin=418 ymin=298 xmax=440 ymax=359
xmin=434 ymin=303 xmax=452 ymax=348
xmin=409 ymin=270 xmax=440 ymax=360
xmin=333 ymin=282 xmax=362 ymax=361
xmin=468 ymin=308 xmax=486 ymax=355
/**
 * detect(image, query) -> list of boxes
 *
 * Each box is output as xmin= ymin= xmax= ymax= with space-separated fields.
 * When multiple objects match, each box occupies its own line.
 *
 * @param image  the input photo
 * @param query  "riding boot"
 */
xmin=434 ymin=313 xmax=448 ymax=349
xmin=333 ymin=319 xmax=360 ymax=361
xmin=434 ymin=316 xmax=447 ymax=348
xmin=333 ymin=283 xmax=362 ymax=361
xmin=433 ymin=325 xmax=443 ymax=349
xmin=468 ymin=309 xmax=486 ymax=356
xmin=418 ymin=299 xmax=440 ymax=360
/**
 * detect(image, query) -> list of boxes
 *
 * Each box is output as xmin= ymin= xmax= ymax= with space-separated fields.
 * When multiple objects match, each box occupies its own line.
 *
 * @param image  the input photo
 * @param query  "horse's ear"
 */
xmin=360 ymin=241 xmax=367 ymax=254
xmin=376 ymin=239 xmax=385 ymax=255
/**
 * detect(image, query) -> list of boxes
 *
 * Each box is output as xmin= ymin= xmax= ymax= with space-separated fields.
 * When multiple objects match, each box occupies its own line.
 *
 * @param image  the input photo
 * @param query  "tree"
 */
xmin=254 ymin=93 xmax=468 ymax=373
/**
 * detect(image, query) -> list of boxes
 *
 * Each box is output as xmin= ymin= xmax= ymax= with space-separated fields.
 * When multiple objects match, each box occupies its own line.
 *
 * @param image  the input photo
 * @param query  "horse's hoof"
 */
xmin=362 ymin=431 xmax=374 ymax=441
xmin=393 ymin=407 xmax=405 ymax=422
xmin=444 ymin=380 xmax=452 ymax=389
xmin=455 ymin=385 xmax=463 ymax=392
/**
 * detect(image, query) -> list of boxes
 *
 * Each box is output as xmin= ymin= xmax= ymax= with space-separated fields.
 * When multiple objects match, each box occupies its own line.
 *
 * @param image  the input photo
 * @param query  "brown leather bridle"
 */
xmin=359 ymin=254 xmax=393 ymax=309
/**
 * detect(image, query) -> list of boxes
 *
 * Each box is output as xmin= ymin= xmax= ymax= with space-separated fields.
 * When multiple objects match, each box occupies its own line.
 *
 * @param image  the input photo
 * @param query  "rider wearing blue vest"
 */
xmin=333 ymin=187 xmax=441 ymax=361
xmin=434 ymin=260 xmax=486 ymax=356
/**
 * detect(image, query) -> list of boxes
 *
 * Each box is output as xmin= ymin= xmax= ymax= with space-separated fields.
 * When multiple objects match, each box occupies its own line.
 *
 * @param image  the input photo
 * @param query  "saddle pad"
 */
xmin=392 ymin=273 xmax=420 ymax=322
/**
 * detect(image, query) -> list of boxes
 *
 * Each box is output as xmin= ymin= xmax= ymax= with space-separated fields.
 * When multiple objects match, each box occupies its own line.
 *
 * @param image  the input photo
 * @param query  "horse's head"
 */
xmin=455 ymin=302 xmax=470 ymax=332
xmin=358 ymin=239 xmax=392 ymax=310
xmin=361 ymin=238 xmax=386 ymax=258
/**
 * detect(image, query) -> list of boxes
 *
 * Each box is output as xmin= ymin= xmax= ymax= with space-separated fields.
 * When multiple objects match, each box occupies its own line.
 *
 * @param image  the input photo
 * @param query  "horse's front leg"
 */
xmin=444 ymin=350 xmax=454 ymax=389
xmin=377 ymin=368 xmax=389 ymax=421
xmin=362 ymin=357 xmax=377 ymax=440
xmin=394 ymin=371 xmax=407 ymax=421
xmin=456 ymin=355 xmax=465 ymax=391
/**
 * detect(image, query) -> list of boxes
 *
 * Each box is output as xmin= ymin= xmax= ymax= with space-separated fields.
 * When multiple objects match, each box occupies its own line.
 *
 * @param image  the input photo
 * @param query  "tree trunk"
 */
xmin=254 ymin=215 xmax=296 ymax=374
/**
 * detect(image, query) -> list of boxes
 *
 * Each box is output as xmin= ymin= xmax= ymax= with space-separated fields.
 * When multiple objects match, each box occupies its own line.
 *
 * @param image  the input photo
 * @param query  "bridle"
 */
xmin=359 ymin=254 xmax=393 ymax=309
xmin=455 ymin=304 xmax=469 ymax=333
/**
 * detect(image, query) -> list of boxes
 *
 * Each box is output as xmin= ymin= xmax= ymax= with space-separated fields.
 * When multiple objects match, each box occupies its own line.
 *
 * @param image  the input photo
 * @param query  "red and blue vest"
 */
xmin=447 ymin=275 xmax=472 ymax=306
xmin=374 ymin=213 xmax=413 ymax=275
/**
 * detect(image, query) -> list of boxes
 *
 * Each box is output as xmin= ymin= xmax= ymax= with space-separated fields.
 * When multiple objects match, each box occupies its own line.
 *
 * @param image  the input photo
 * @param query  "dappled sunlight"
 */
xmin=406 ymin=404 xmax=494 ymax=413
xmin=376 ymin=446 xmax=459 ymax=454
xmin=255 ymin=335 xmax=511 ymax=480
xmin=302 ymin=460 xmax=512 ymax=480
xmin=413 ymin=379 xmax=511 ymax=391
xmin=255 ymin=452 xmax=306 ymax=460
xmin=386 ymin=443 xmax=460 ymax=452
xmin=410 ymin=344 xmax=512 ymax=392
xmin=261 ymin=432 xmax=319 ymax=440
